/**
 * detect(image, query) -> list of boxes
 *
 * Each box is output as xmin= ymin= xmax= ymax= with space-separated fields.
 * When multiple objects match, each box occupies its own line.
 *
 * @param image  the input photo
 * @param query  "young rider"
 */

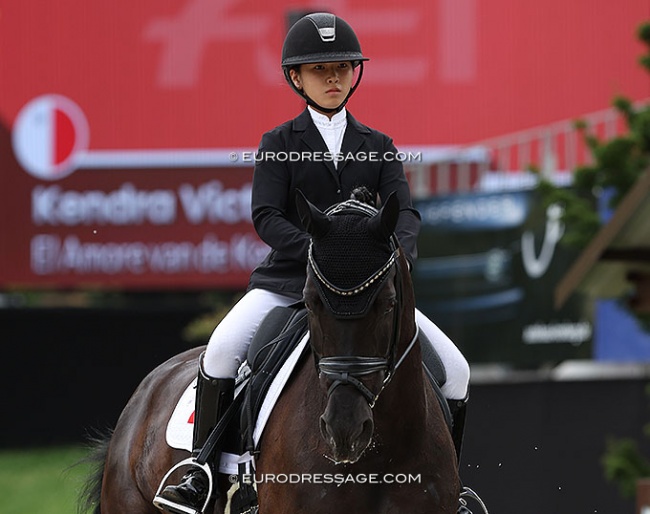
xmin=155 ymin=12 xmax=474 ymax=514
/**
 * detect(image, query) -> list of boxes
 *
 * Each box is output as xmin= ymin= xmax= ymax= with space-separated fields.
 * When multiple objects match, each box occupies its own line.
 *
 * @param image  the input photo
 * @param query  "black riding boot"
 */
xmin=154 ymin=357 xmax=234 ymax=514
xmin=447 ymin=398 xmax=489 ymax=513
xmin=448 ymin=397 xmax=467 ymax=467
xmin=448 ymin=397 xmax=474 ymax=514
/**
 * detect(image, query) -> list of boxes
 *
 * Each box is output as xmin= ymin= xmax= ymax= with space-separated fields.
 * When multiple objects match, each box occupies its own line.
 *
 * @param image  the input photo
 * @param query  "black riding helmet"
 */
xmin=281 ymin=13 xmax=369 ymax=114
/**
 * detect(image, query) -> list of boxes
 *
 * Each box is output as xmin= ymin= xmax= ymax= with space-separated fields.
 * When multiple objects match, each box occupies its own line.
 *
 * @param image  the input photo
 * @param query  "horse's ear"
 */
xmin=369 ymin=191 xmax=400 ymax=240
xmin=295 ymin=189 xmax=331 ymax=238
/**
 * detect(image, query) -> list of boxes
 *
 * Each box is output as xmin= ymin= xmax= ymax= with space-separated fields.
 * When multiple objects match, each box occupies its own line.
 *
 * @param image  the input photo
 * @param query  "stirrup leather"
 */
xmin=153 ymin=458 xmax=214 ymax=514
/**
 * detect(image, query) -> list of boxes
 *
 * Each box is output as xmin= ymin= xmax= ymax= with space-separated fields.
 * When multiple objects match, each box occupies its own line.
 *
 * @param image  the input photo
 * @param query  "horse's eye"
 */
xmin=304 ymin=297 xmax=319 ymax=314
xmin=384 ymin=298 xmax=396 ymax=314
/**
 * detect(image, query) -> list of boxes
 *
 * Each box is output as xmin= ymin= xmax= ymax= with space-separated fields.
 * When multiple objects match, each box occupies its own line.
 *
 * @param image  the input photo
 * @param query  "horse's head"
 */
xmin=296 ymin=189 xmax=413 ymax=464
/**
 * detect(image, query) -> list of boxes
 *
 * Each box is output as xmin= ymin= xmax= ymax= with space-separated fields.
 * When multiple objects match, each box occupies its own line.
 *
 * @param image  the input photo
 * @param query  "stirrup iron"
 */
xmin=153 ymin=458 xmax=214 ymax=514
xmin=460 ymin=486 xmax=489 ymax=514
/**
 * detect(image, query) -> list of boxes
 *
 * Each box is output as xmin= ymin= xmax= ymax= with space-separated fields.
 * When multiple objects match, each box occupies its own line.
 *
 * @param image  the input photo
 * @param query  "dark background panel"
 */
xmin=1 ymin=308 xmax=647 ymax=513
xmin=463 ymin=379 xmax=649 ymax=513
xmin=0 ymin=307 xmax=206 ymax=445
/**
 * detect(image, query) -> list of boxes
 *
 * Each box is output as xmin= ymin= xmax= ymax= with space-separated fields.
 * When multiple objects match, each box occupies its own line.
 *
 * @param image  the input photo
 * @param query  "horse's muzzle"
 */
xmin=319 ymin=386 xmax=374 ymax=464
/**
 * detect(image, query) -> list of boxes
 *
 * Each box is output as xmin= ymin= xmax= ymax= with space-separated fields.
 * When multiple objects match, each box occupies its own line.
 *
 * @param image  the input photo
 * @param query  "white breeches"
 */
xmin=203 ymin=288 xmax=470 ymax=401
xmin=415 ymin=309 xmax=470 ymax=400
xmin=203 ymin=289 xmax=296 ymax=379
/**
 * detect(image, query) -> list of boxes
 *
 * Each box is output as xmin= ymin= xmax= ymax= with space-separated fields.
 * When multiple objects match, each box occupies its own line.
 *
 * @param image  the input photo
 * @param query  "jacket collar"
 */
xmin=292 ymin=108 xmax=371 ymax=135
xmin=293 ymin=108 xmax=370 ymax=174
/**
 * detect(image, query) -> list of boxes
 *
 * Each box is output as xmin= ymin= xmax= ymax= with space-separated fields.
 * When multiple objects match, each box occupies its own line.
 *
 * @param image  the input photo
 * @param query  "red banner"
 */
xmin=1 ymin=0 xmax=647 ymax=290
xmin=1 ymin=135 xmax=267 ymax=289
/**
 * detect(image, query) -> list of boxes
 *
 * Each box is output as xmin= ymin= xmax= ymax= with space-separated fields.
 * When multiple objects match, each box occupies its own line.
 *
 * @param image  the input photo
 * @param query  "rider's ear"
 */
xmin=369 ymin=191 xmax=399 ymax=241
xmin=295 ymin=189 xmax=331 ymax=238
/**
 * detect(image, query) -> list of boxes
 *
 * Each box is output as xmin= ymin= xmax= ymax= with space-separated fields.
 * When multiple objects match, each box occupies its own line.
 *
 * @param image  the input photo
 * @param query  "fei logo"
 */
xmin=12 ymin=95 xmax=89 ymax=180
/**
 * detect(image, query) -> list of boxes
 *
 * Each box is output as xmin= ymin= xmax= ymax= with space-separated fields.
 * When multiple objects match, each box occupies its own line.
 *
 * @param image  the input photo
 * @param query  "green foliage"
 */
xmin=537 ymin=21 xmax=650 ymax=250
xmin=602 ymin=384 xmax=650 ymax=499
xmin=602 ymin=438 xmax=650 ymax=498
xmin=639 ymin=23 xmax=650 ymax=71
xmin=537 ymin=178 xmax=601 ymax=247
xmin=594 ymin=24 xmax=650 ymax=498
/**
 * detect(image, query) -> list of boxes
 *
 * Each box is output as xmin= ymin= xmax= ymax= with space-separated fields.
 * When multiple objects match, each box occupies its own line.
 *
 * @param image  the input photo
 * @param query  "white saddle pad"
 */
xmin=165 ymin=333 xmax=310 ymax=474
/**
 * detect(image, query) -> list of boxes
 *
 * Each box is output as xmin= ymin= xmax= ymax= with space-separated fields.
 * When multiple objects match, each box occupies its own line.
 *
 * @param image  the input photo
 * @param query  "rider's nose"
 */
xmin=327 ymin=66 xmax=339 ymax=82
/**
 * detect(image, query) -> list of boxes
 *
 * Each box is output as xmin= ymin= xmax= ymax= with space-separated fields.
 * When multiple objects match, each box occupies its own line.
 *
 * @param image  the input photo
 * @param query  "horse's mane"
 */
xmin=348 ymin=186 xmax=376 ymax=207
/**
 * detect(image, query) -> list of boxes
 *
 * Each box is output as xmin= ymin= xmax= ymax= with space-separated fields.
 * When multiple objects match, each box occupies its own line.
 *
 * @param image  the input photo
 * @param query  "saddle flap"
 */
xmin=420 ymin=328 xmax=447 ymax=388
xmin=247 ymin=305 xmax=306 ymax=371
xmin=241 ymin=306 xmax=310 ymax=451
xmin=419 ymin=328 xmax=452 ymax=429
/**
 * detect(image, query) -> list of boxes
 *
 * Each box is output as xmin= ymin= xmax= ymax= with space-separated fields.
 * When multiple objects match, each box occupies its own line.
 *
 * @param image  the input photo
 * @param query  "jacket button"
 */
xmin=336 ymin=189 xmax=341 ymax=194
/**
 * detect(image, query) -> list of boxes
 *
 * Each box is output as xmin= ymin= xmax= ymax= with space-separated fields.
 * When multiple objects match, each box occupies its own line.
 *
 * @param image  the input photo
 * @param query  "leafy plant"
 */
xmin=535 ymin=20 xmax=650 ymax=500
xmin=602 ymin=385 xmax=650 ymax=498
xmin=537 ymin=21 xmax=650 ymax=249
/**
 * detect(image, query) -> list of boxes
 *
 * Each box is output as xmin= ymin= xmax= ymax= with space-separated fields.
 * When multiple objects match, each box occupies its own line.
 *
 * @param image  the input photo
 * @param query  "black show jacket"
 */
xmin=248 ymin=109 xmax=421 ymax=298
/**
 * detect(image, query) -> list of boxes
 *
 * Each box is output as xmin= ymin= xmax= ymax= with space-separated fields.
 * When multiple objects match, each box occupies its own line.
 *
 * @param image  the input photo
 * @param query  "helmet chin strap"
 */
xmin=284 ymin=62 xmax=365 ymax=115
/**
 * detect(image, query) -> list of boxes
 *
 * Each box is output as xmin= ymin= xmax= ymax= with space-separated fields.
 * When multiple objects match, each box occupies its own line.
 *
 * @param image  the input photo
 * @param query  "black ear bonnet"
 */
xmin=305 ymin=198 xmax=400 ymax=318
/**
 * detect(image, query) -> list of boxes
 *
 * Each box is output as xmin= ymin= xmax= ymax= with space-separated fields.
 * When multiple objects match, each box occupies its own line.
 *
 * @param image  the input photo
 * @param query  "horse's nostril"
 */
xmin=320 ymin=415 xmax=333 ymax=444
xmin=361 ymin=418 xmax=373 ymax=439
xmin=349 ymin=417 xmax=369 ymax=443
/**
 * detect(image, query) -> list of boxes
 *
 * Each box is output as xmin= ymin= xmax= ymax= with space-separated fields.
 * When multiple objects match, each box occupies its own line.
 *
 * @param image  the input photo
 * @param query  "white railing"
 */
xmin=475 ymin=103 xmax=637 ymax=174
xmin=403 ymin=100 xmax=648 ymax=197
xmin=401 ymin=145 xmax=490 ymax=198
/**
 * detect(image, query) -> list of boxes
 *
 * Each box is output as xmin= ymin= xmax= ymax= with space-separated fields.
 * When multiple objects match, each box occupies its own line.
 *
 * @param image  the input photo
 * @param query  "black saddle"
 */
xmin=239 ymin=305 xmax=310 ymax=454
xmin=419 ymin=329 xmax=452 ymax=427
xmin=247 ymin=304 xmax=309 ymax=372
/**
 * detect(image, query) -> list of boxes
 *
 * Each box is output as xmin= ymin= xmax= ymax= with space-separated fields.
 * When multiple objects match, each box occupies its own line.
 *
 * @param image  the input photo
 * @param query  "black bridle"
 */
xmin=307 ymin=201 xmax=418 ymax=408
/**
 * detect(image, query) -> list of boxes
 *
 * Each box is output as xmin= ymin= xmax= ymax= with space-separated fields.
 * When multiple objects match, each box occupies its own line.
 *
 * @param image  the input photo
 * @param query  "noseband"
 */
xmin=307 ymin=200 xmax=418 ymax=408
xmin=317 ymin=328 xmax=419 ymax=408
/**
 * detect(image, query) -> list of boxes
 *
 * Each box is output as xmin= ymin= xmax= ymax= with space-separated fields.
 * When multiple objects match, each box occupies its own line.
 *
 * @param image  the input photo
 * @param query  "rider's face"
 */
xmin=290 ymin=62 xmax=354 ymax=116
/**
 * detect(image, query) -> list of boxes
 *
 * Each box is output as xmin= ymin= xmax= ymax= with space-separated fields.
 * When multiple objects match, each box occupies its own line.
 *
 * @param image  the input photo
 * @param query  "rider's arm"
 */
xmin=377 ymin=136 xmax=421 ymax=269
xmin=250 ymin=131 xmax=311 ymax=263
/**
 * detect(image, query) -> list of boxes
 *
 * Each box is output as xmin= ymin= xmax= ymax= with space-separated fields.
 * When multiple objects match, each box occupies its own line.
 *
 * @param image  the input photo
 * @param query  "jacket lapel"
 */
xmin=338 ymin=112 xmax=371 ymax=174
xmin=292 ymin=109 xmax=372 ymax=177
xmin=294 ymin=109 xmax=338 ymax=176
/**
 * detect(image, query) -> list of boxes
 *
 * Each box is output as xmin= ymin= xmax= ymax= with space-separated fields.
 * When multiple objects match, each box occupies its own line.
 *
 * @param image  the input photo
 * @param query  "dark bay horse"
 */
xmin=253 ymin=192 xmax=459 ymax=512
xmin=80 ymin=192 xmax=459 ymax=514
